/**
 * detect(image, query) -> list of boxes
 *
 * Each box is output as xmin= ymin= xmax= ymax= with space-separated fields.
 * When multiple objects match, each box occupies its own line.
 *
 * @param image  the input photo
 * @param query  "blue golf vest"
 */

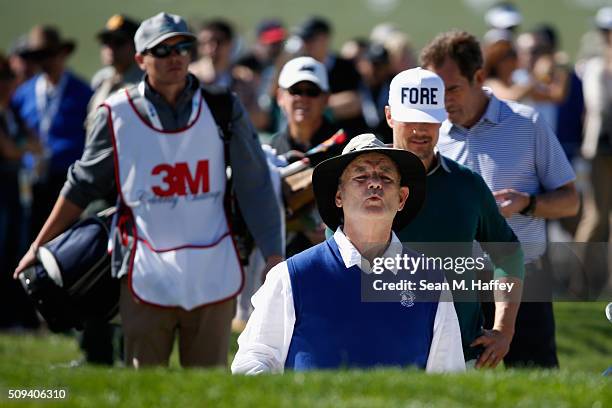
xmin=285 ymin=237 xmax=442 ymax=371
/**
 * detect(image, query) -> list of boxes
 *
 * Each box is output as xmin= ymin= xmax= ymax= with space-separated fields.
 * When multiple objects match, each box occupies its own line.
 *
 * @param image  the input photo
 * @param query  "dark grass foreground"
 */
xmin=0 ymin=302 xmax=610 ymax=407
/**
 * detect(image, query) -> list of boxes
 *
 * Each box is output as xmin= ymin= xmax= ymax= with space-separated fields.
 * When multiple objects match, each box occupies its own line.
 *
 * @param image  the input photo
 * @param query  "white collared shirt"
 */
xmin=231 ymin=228 xmax=466 ymax=375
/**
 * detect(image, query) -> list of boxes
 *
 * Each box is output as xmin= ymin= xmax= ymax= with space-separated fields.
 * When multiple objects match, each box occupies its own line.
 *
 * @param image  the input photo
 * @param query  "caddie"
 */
xmin=232 ymin=133 xmax=465 ymax=374
xmin=15 ymin=12 xmax=283 ymax=368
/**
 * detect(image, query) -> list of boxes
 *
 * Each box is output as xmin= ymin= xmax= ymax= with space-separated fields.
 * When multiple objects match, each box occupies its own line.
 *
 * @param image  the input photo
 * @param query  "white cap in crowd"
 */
xmin=484 ymin=3 xmax=522 ymax=30
xmin=388 ymin=67 xmax=447 ymax=124
xmin=278 ymin=56 xmax=329 ymax=92
xmin=595 ymin=7 xmax=612 ymax=30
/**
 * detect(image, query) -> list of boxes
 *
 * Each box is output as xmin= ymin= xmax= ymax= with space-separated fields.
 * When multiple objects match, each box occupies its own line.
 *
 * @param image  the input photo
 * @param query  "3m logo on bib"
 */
xmin=400 ymin=87 xmax=439 ymax=106
xmin=151 ymin=160 xmax=210 ymax=197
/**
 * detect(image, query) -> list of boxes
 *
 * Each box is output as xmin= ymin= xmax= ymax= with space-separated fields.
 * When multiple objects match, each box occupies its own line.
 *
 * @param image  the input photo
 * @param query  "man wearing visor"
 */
xmin=15 ymin=12 xmax=283 ymax=368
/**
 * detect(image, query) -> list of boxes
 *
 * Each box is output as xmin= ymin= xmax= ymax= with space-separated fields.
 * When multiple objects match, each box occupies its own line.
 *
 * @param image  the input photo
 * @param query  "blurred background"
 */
xmin=1 ymin=0 xmax=607 ymax=78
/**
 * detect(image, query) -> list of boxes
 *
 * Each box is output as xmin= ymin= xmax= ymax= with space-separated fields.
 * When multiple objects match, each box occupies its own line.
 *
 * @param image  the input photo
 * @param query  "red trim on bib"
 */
xmin=104 ymin=103 xmax=127 ymax=206
xmin=124 ymin=88 xmax=203 ymax=134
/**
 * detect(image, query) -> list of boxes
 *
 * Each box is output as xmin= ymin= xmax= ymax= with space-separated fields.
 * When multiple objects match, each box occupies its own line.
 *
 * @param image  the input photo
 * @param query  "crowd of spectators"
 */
xmin=0 ymin=3 xmax=610 ymax=369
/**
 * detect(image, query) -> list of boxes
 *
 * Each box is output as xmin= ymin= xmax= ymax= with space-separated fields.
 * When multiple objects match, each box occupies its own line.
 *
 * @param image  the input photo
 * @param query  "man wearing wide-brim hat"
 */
xmin=21 ymin=25 xmax=76 ymax=60
xmin=232 ymin=133 xmax=465 ymax=373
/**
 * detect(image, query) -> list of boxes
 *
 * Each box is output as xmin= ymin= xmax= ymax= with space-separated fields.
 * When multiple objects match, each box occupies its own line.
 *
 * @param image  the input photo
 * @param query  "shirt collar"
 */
xmin=333 ymin=227 xmax=403 ymax=274
xmin=440 ymin=87 xmax=500 ymax=133
xmin=481 ymin=87 xmax=501 ymax=125
xmin=427 ymin=151 xmax=451 ymax=176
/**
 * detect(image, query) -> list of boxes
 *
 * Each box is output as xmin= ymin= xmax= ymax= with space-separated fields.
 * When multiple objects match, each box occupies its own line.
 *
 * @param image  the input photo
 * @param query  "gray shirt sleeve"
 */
xmin=228 ymin=95 xmax=283 ymax=258
xmin=60 ymin=105 xmax=116 ymax=208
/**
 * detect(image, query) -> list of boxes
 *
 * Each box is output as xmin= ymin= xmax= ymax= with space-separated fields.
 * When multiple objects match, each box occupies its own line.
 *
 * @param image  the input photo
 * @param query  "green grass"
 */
xmin=0 ymin=302 xmax=610 ymax=407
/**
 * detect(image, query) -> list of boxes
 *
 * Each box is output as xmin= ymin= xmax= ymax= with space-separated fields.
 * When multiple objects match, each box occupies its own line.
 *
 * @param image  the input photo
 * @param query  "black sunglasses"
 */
xmin=288 ymin=85 xmax=322 ymax=97
xmin=146 ymin=41 xmax=194 ymax=58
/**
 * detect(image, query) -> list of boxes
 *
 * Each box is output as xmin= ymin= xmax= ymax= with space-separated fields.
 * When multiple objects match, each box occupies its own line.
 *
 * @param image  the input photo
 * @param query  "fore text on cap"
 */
xmin=401 ymin=87 xmax=438 ymax=105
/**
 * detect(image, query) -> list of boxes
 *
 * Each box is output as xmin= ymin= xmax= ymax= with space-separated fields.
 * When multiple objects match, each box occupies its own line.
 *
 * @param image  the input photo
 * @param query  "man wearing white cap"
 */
xmin=272 ymin=56 xmax=339 ymax=162
xmin=232 ymin=133 xmax=465 ymax=374
xmin=385 ymin=67 xmax=525 ymax=369
xmin=484 ymin=2 xmax=522 ymax=31
xmin=270 ymin=56 xmax=344 ymax=256
xmin=483 ymin=2 xmax=522 ymax=46
xmin=15 ymin=12 xmax=283 ymax=368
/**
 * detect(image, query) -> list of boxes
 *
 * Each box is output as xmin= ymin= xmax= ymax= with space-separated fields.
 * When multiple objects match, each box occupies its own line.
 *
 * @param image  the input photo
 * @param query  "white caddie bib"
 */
xmin=105 ymin=87 xmax=242 ymax=310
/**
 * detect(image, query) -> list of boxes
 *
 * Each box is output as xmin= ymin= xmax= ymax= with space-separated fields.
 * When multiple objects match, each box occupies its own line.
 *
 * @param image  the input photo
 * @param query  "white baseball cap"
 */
xmin=485 ymin=4 xmax=522 ymax=30
xmin=388 ymin=67 xmax=447 ymax=124
xmin=278 ymin=56 xmax=329 ymax=92
xmin=595 ymin=7 xmax=612 ymax=30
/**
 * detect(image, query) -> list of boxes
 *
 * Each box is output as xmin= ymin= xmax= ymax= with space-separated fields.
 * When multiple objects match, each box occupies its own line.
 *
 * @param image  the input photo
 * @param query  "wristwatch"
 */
xmin=519 ymin=194 xmax=537 ymax=216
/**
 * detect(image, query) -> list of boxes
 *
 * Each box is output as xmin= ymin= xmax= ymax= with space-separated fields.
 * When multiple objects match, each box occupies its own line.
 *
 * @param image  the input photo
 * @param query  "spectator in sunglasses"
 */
xmin=269 ymin=56 xmax=345 ymax=257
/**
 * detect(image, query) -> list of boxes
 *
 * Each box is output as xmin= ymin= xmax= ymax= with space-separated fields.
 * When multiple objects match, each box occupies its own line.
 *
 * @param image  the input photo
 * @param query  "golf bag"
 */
xmin=18 ymin=207 xmax=119 ymax=332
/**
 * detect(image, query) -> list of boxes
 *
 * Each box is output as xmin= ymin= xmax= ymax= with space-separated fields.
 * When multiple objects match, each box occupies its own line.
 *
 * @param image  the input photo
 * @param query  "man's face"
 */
xmin=38 ymin=51 xmax=65 ymax=75
xmin=136 ymin=36 xmax=191 ymax=87
xmin=385 ymin=110 xmax=441 ymax=163
xmin=100 ymin=35 xmax=135 ymax=71
xmin=277 ymin=80 xmax=328 ymax=128
xmin=256 ymin=41 xmax=283 ymax=63
xmin=197 ymin=29 xmax=232 ymax=66
xmin=426 ymin=58 xmax=483 ymax=128
xmin=335 ymin=153 xmax=409 ymax=225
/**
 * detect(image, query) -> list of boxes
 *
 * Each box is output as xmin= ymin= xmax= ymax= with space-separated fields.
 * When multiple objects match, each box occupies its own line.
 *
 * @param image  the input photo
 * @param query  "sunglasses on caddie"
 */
xmin=145 ymin=40 xmax=194 ymax=58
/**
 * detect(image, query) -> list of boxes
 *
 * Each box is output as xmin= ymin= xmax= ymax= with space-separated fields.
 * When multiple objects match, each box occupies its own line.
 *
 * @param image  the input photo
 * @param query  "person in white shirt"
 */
xmin=232 ymin=133 xmax=465 ymax=374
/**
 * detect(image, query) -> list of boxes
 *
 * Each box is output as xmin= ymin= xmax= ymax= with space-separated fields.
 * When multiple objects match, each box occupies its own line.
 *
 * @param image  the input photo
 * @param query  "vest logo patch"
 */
xmin=400 ymin=290 xmax=415 ymax=308
xmin=151 ymin=160 xmax=210 ymax=197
